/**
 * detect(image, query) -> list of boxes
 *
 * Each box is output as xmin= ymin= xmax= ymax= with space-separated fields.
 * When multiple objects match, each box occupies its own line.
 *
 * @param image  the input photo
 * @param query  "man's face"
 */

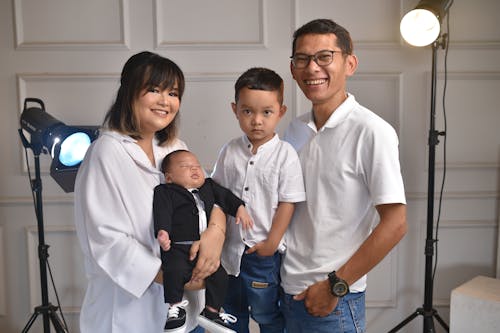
xmin=291 ymin=33 xmax=356 ymax=108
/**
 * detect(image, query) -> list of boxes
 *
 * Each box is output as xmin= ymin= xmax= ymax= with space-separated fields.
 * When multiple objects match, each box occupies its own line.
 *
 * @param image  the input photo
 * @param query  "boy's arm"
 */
xmin=246 ymin=201 xmax=295 ymax=256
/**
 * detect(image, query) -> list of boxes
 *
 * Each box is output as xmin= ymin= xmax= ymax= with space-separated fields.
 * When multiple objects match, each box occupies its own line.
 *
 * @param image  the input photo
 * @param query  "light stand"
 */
xmin=18 ymin=98 xmax=98 ymax=332
xmin=388 ymin=34 xmax=449 ymax=333
xmin=19 ymin=127 xmax=67 ymax=333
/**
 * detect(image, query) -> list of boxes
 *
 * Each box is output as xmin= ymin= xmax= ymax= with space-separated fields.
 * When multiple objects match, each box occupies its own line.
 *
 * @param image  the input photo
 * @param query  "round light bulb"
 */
xmin=58 ymin=132 xmax=92 ymax=166
xmin=400 ymin=8 xmax=440 ymax=47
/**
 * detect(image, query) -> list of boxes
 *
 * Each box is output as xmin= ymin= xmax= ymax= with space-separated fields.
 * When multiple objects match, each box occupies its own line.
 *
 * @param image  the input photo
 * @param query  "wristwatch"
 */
xmin=327 ymin=271 xmax=349 ymax=297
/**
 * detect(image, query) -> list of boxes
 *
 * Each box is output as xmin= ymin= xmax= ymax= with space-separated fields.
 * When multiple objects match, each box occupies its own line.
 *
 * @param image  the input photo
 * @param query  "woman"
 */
xmin=74 ymin=51 xmax=225 ymax=332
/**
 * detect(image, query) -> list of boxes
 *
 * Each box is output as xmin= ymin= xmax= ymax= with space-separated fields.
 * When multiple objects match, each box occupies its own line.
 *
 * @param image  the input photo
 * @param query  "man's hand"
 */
xmin=294 ymin=280 xmax=338 ymax=317
xmin=157 ymin=229 xmax=171 ymax=251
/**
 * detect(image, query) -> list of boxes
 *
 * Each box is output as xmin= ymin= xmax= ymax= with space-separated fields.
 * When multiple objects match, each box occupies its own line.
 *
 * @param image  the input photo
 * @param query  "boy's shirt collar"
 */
xmin=242 ymin=133 xmax=280 ymax=153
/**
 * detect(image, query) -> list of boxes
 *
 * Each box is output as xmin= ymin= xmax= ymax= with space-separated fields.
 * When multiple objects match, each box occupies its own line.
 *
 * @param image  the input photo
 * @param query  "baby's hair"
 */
xmin=234 ymin=67 xmax=284 ymax=105
xmin=160 ymin=149 xmax=190 ymax=174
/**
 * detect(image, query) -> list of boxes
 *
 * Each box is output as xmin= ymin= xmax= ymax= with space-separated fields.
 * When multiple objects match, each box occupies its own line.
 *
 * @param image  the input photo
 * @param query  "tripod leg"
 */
xmin=433 ymin=312 xmax=449 ymax=332
xmin=388 ymin=310 xmax=420 ymax=333
xmin=21 ymin=311 xmax=39 ymax=333
xmin=49 ymin=310 xmax=67 ymax=333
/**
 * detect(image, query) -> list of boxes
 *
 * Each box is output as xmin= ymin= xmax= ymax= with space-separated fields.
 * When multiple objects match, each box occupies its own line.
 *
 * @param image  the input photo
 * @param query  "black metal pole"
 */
xmin=33 ymin=154 xmax=52 ymax=333
xmin=19 ymin=129 xmax=66 ymax=333
xmin=388 ymin=39 xmax=449 ymax=333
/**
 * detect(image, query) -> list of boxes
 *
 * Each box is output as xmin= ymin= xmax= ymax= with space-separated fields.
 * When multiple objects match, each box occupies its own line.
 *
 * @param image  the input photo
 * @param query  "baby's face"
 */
xmin=165 ymin=151 xmax=205 ymax=189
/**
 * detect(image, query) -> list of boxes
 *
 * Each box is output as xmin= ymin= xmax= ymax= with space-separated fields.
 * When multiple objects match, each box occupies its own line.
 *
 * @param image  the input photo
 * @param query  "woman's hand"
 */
xmin=155 ymin=268 xmax=205 ymax=290
xmin=189 ymin=206 xmax=226 ymax=282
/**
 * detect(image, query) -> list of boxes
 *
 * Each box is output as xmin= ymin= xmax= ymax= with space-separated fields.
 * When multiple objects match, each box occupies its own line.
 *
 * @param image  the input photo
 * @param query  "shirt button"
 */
xmin=244 ymin=187 xmax=249 ymax=191
xmin=249 ymin=161 xmax=254 ymax=165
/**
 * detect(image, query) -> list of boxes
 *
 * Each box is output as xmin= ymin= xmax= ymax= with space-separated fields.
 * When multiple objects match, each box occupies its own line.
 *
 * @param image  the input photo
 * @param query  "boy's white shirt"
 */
xmin=211 ymin=134 xmax=305 ymax=276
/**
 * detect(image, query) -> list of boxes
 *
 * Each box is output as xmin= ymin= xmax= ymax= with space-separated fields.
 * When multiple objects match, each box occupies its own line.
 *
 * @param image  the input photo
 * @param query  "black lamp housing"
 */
xmin=414 ymin=0 xmax=453 ymax=23
xmin=19 ymin=98 xmax=99 ymax=192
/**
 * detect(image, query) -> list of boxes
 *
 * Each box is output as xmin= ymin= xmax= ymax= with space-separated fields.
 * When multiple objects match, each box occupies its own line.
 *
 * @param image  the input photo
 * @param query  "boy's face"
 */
xmin=232 ymin=87 xmax=286 ymax=149
xmin=165 ymin=151 xmax=205 ymax=189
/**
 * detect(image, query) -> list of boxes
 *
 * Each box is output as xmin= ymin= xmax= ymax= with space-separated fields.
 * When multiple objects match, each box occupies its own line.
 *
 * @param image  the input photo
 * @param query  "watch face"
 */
xmin=333 ymin=282 xmax=348 ymax=296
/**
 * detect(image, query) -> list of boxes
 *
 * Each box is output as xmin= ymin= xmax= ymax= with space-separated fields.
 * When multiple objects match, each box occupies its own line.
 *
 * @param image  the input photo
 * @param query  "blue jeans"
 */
xmin=223 ymin=251 xmax=285 ymax=333
xmin=280 ymin=290 xmax=366 ymax=333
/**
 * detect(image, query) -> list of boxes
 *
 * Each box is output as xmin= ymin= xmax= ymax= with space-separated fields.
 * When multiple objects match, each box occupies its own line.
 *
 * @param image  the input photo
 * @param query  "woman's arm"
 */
xmin=189 ymin=205 xmax=226 ymax=282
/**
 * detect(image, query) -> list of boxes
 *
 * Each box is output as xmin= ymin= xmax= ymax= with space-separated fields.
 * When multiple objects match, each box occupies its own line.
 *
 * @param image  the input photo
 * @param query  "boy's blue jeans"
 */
xmin=280 ymin=290 xmax=366 ymax=333
xmin=223 ymin=250 xmax=285 ymax=333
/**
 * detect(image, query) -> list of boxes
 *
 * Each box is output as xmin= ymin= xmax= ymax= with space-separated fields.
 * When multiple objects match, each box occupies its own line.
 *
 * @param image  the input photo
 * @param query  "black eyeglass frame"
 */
xmin=290 ymin=50 xmax=343 ymax=69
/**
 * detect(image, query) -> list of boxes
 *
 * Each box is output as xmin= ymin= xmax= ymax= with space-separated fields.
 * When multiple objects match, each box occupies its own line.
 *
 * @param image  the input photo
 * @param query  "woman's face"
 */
xmin=133 ymin=84 xmax=180 ymax=136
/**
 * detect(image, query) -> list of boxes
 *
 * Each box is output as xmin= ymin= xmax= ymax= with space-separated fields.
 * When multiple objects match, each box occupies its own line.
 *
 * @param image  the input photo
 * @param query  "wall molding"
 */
xmin=154 ymin=0 xmax=266 ymax=50
xmin=406 ymin=190 xmax=499 ymax=200
xmin=0 ymin=226 xmax=6 ymax=316
xmin=13 ymin=0 xmax=130 ymax=50
xmin=26 ymin=225 xmax=82 ymax=313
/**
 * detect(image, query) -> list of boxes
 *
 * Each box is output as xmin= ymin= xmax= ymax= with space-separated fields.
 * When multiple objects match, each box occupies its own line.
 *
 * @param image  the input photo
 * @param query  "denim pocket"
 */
xmin=346 ymin=292 xmax=366 ymax=333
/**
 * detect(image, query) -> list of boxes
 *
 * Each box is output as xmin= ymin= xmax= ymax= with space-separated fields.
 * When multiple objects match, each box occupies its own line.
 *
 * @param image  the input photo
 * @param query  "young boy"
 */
xmin=153 ymin=149 xmax=252 ymax=333
xmin=211 ymin=67 xmax=306 ymax=332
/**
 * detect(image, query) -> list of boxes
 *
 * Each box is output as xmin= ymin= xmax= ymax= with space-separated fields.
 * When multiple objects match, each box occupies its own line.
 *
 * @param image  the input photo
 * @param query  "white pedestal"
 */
xmin=450 ymin=275 xmax=500 ymax=333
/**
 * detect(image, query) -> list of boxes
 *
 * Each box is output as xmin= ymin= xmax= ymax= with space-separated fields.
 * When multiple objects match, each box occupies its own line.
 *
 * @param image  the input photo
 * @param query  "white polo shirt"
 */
xmin=281 ymin=94 xmax=406 ymax=295
xmin=212 ymin=134 xmax=306 ymax=276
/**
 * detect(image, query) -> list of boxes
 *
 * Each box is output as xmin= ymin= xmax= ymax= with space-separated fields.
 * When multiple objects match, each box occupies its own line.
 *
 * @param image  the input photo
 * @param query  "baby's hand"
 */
xmin=157 ymin=230 xmax=171 ymax=251
xmin=236 ymin=205 xmax=253 ymax=229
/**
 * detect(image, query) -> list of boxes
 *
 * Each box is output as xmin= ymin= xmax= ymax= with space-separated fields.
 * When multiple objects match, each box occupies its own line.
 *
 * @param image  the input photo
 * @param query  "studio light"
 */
xmin=390 ymin=1 xmax=453 ymax=332
xmin=400 ymin=0 xmax=453 ymax=46
xmin=19 ymin=98 xmax=99 ymax=192
xmin=18 ymin=98 xmax=99 ymax=333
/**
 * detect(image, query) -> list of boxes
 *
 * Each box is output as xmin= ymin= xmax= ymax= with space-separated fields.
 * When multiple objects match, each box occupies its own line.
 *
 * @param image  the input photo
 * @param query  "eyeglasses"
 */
xmin=290 ymin=50 xmax=342 ymax=69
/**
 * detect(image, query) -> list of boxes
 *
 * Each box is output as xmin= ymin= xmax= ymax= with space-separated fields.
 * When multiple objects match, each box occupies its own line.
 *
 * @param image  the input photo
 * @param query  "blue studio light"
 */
xmin=20 ymin=98 xmax=99 ymax=192
xmin=53 ymin=131 xmax=92 ymax=167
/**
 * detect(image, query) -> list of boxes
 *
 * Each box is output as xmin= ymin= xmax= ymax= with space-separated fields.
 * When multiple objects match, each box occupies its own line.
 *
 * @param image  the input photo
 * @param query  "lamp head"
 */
xmin=400 ymin=0 xmax=453 ymax=47
xmin=19 ymin=98 xmax=99 ymax=192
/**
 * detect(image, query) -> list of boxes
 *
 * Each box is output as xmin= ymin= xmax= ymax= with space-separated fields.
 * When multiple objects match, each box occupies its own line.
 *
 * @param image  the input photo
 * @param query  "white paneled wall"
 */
xmin=1 ymin=0 xmax=499 ymax=332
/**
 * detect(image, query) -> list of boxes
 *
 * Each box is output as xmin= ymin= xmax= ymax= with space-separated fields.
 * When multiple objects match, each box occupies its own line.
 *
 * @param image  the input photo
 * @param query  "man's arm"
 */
xmin=296 ymin=203 xmax=407 ymax=316
xmin=246 ymin=202 xmax=295 ymax=256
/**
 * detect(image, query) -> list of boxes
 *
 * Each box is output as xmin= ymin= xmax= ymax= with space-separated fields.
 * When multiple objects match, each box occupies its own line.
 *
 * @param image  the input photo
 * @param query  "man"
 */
xmin=280 ymin=19 xmax=407 ymax=333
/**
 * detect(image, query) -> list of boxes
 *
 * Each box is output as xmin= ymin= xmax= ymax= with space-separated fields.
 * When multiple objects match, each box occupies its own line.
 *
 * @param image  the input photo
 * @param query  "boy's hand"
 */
xmin=245 ymin=238 xmax=278 ymax=257
xmin=236 ymin=205 xmax=254 ymax=229
xmin=157 ymin=230 xmax=171 ymax=251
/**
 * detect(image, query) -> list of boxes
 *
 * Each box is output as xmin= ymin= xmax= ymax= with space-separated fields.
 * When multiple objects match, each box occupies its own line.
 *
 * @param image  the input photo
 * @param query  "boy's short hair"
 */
xmin=234 ymin=67 xmax=284 ymax=105
xmin=160 ymin=149 xmax=190 ymax=174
